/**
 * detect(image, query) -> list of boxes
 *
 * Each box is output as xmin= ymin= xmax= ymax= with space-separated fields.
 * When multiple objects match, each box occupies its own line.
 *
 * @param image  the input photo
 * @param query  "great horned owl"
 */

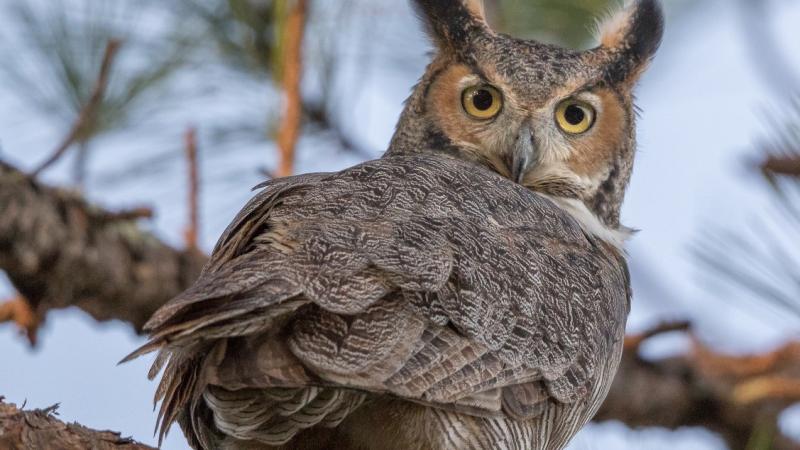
xmin=126 ymin=1 xmax=663 ymax=449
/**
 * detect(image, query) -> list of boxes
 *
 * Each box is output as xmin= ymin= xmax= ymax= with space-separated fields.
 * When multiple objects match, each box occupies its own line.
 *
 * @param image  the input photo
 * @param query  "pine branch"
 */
xmin=274 ymin=0 xmax=308 ymax=178
xmin=183 ymin=126 xmax=201 ymax=250
xmin=0 ymin=160 xmax=207 ymax=335
xmin=762 ymin=154 xmax=800 ymax=179
xmin=31 ymin=39 xmax=122 ymax=177
xmin=596 ymin=323 xmax=800 ymax=450
xmin=0 ymin=398 xmax=156 ymax=450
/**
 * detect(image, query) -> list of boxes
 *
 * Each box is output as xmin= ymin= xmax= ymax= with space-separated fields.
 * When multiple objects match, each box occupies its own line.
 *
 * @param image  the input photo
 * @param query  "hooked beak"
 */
xmin=509 ymin=124 xmax=537 ymax=184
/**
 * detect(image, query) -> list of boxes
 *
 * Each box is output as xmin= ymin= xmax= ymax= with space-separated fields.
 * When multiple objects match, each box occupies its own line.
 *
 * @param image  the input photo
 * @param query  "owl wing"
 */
xmin=130 ymin=154 xmax=630 ymax=446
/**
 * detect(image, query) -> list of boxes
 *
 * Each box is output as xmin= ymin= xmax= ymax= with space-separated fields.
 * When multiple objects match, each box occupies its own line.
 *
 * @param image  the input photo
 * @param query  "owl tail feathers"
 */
xmin=151 ymin=341 xmax=227 ymax=448
xmin=119 ymin=340 xmax=161 ymax=365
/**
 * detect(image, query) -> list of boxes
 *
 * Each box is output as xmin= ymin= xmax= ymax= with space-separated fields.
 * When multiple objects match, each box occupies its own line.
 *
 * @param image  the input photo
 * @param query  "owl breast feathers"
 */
xmin=127 ymin=154 xmax=631 ymax=450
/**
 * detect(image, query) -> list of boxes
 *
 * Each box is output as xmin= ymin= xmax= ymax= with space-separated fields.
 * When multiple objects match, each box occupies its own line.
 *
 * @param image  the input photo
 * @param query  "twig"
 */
xmin=761 ymin=154 xmax=800 ymax=179
xmin=31 ymin=39 xmax=122 ymax=177
xmin=693 ymin=340 xmax=800 ymax=379
xmin=304 ymin=102 xmax=376 ymax=160
xmin=0 ymin=399 xmax=156 ymax=449
xmin=40 ymin=403 xmax=61 ymax=416
xmin=275 ymin=0 xmax=308 ymax=178
xmin=183 ymin=127 xmax=200 ymax=250
xmin=258 ymin=167 xmax=275 ymax=180
xmin=0 ymin=296 xmax=39 ymax=346
xmin=734 ymin=375 xmax=800 ymax=405
xmin=623 ymin=320 xmax=691 ymax=352
xmin=95 ymin=206 xmax=154 ymax=223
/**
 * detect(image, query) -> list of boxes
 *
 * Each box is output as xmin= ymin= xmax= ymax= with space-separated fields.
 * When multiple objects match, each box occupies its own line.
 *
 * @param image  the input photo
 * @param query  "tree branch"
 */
xmin=0 ymin=160 xmax=207 ymax=335
xmin=0 ymin=398 xmax=156 ymax=450
xmin=183 ymin=126 xmax=200 ymax=250
xmin=596 ymin=323 xmax=800 ymax=450
xmin=0 ymin=295 xmax=39 ymax=345
xmin=761 ymin=154 xmax=800 ymax=179
xmin=303 ymin=101 xmax=377 ymax=160
xmin=275 ymin=0 xmax=308 ymax=178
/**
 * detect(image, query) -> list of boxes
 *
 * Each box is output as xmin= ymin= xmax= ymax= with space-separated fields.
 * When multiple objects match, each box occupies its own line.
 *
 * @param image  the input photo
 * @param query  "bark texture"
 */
xmin=597 ymin=326 xmax=800 ymax=450
xmin=0 ymin=399 xmax=156 ymax=450
xmin=0 ymin=161 xmax=207 ymax=333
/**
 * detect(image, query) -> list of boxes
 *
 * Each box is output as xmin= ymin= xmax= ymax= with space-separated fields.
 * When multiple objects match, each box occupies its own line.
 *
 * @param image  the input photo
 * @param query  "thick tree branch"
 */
xmin=0 ymin=398 xmax=156 ymax=450
xmin=596 ymin=324 xmax=800 ymax=450
xmin=0 ymin=160 xmax=207 ymax=335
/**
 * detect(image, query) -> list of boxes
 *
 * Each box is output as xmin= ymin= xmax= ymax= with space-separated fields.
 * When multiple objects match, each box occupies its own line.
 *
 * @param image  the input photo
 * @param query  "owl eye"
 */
xmin=555 ymin=99 xmax=595 ymax=134
xmin=461 ymin=85 xmax=502 ymax=120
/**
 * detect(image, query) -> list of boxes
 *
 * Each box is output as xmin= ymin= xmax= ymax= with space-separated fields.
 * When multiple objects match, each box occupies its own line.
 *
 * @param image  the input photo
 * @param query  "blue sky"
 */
xmin=1 ymin=0 xmax=799 ymax=448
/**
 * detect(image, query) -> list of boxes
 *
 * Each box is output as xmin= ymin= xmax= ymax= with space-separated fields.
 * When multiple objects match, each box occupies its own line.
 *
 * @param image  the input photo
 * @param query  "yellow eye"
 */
xmin=461 ymin=85 xmax=503 ymax=120
xmin=555 ymin=99 xmax=595 ymax=134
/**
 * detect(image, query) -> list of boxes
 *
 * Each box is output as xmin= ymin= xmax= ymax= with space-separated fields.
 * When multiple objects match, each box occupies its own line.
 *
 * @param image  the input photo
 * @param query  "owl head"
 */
xmin=387 ymin=0 xmax=663 ymax=246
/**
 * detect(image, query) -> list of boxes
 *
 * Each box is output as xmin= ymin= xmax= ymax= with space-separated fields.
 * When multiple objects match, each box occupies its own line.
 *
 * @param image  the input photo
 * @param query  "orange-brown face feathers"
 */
xmin=388 ymin=0 xmax=663 ymax=238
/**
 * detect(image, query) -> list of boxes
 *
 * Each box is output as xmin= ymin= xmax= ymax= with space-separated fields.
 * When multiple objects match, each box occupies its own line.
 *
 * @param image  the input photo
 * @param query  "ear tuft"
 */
xmin=411 ymin=0 xmax=490 ymax=57
xmin=597 ymin=0 xmax=664 ymax=82
xmin=598 ymin=7 xmax=635 ymax=49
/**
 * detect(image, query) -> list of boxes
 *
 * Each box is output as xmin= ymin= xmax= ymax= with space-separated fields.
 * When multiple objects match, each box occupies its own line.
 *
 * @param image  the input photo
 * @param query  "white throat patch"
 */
xmin=545 ymin=196 xmax=632 ymax=251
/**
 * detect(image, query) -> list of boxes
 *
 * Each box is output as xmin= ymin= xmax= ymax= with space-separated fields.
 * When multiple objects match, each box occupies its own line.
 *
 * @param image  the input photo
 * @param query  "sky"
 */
xmin=1 ymin=0 xmax=799 ymax=448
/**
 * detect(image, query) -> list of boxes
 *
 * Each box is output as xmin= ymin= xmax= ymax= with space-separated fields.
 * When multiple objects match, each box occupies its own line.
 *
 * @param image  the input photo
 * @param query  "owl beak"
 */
xmin=510 ymin=124 xmax=537 ymax=184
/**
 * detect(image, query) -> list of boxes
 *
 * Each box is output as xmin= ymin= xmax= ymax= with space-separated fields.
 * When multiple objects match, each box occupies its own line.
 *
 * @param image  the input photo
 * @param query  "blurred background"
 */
xmin=0 ymin=0 xmax=798 ymax=449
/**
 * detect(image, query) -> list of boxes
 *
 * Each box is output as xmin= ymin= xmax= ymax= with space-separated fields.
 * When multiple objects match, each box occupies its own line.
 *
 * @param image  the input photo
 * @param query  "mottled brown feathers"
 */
xmin=131 ymin=154 xmax=630 ymax=449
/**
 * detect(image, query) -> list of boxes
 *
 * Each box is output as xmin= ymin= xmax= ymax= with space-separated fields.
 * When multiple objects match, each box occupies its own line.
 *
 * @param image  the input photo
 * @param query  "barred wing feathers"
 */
xmin=128 ymin=154 xmax=630 ymax=448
